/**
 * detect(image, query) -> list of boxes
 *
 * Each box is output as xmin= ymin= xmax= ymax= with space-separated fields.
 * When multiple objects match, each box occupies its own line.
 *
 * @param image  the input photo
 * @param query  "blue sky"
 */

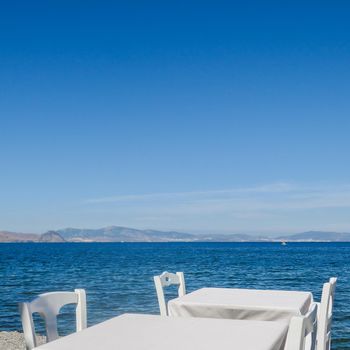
xmin=1 ymin=1 xmax=350 ymax=234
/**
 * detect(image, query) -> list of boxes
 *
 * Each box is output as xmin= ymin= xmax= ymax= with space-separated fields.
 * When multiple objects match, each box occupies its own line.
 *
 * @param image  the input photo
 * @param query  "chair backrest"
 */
xmin=317 ymin=277 xmax=337 ymax=350
xmin=19 ymin=289 xmax=87 ymax=350
xmin=153 ymin=271 xmax=186 ymax=316
xmin=285 ymin=303 xmax=318 ymax=350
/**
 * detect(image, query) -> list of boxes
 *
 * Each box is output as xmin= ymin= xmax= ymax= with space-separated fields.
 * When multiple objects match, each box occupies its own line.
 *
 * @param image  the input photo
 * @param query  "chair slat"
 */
xmin=316 ymin=278 xmax=337 ymax=350
xmin=154 ymin=272 xmax=186 ymax=316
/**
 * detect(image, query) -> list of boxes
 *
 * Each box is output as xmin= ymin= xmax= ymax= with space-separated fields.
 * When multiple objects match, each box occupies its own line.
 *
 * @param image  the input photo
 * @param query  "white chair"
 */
xmin=285 ymin=302 xmax=318 ymax=350
xmin=19 ymin=289 xmax=87 ymax=350
xmin=154 ymin=271 xmax=186 ymax=316
xmin=316 ymin=277 xmax=337 ymax=350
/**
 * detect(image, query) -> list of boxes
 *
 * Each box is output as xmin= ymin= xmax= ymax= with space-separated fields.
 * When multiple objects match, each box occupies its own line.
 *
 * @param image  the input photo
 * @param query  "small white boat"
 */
xmin=281 ymin=240 xmax=287 ymax=246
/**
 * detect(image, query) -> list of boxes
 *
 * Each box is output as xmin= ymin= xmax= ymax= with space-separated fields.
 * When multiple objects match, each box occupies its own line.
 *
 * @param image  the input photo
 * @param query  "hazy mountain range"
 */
xmin=1 ymin=226 xmax=350 ymax=242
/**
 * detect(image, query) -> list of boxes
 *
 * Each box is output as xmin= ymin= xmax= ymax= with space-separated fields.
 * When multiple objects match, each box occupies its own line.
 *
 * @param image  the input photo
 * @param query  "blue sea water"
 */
xmin=0 ymin=242 xmax=349 ymax=349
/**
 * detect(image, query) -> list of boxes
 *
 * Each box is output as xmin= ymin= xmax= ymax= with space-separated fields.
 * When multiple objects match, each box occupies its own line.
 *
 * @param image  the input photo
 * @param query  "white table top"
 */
xmin=35 ymin=313 xmax=288 ymax=350
xmin=168 ymin=287 xmax=313 ymax=322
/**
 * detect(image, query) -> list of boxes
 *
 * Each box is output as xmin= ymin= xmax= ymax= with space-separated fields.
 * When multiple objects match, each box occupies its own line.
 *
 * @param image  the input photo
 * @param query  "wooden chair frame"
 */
xmin=154 ymin=272 xmax=186 ymax=316
xmin=285 ymin=303 xmax=318 ymax=350
xmin=19 ymin=289 xmax=87 ymax=350
xmin=317 ymin=277 xmax=337 ymax=350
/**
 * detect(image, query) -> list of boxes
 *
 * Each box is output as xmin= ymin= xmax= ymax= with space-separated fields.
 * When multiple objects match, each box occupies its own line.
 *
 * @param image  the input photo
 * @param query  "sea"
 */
xmin=1 ymin=242 xmax=349 ymax=349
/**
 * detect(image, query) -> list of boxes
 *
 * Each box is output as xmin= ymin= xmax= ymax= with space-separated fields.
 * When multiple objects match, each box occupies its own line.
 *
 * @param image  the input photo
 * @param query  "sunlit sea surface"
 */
xmin=1 ymin=242 xmax=349 ymax=349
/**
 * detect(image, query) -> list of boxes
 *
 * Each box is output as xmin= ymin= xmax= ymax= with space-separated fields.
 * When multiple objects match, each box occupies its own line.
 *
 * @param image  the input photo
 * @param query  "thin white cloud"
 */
xmin=85 ymin=182 xmax=350 ymax=211
xmin=82 ymin=182 xmax=350 ymax=233
xmin=85 ymin=182 xmax=296 ymax=204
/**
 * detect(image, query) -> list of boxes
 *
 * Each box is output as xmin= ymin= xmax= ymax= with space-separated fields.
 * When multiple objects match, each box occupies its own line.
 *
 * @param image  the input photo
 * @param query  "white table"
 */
xmin=168 ymin=287 xmax=313 ymax=322
xmin=34 ymin=313 xmax=288 ymax=350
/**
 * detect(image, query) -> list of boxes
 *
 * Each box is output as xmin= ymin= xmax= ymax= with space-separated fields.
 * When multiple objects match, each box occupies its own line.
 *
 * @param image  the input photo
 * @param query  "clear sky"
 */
xmin=1 ymin=1 xmax=350 ymax=234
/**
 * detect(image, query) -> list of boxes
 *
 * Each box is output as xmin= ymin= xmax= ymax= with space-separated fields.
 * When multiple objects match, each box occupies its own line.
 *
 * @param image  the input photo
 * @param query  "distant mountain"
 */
xmin=57 ymin=226 xmax=273 ymax=242
xmin=0 ymin=231 xmax=39 ymax=242
xmin=39 ymin=231 xmax=66 ymax=242
xmin=197 ymin=233 xmax=269 ymax=242
xmin=0 ymin=230 xmax=65 ymax=243
xmin=2 ymin=227 xmax=350 ymax=243
xmin=58 ymin=226 xmax=196 ymax=242
xmin=279 ymin=231 xmax=350 ymax=242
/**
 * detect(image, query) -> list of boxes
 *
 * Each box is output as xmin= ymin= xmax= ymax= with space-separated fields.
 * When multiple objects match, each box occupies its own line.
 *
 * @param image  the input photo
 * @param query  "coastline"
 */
xmin=0 ymin=240 xmax=349 ymax=243
xmin=3 ymin=227 xmax=350 ymax=243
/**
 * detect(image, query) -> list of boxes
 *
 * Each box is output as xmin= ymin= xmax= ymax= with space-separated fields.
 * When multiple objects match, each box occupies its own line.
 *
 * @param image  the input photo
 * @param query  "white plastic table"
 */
xmin=168 ymin=287 xmax=313 ymax=322
xmin=34 ymin=313 xmax=288 ymax=350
